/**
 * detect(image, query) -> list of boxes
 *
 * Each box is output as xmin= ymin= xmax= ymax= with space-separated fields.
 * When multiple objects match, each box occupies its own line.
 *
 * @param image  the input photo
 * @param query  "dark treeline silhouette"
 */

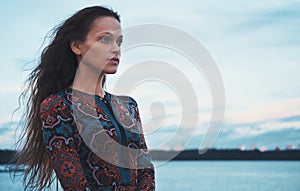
xmin=151 ymin=149 xmax=300 ymax=161
xmin=0 ymin=150 xmax=17 ymax=164
xmin=1 ymin=149 xmax=300 ymax=165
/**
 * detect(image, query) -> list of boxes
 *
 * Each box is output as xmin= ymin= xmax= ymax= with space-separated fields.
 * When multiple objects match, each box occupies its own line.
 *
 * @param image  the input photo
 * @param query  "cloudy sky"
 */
xmin=0 ymin=0 xmax=300 ymax=151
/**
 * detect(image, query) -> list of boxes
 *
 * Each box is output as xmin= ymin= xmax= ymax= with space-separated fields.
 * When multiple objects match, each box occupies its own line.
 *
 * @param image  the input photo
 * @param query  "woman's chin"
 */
xmin=104 ymin=69 xmax=118 ymax=74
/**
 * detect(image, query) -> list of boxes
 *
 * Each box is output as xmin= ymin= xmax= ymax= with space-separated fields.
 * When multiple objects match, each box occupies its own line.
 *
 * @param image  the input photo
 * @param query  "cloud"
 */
xmin=227 ymin=97 xmax=300 ymax=124
xmin=0 ymin=126 xmax=10 ymax=134
xmin=214 ymin=127 xmax=300 ymax=150
xmin=0 ymin=121 xmax=21 ymax=149
xmin=279 ymin=115 xmax=300 ymax=122
xmin=229 ymin=2 xmax=300 ymax=48
xmin=223 ymin=97 xmax=300 ymax=139
xmin=213 ymin=104 xmax=300 ymax=149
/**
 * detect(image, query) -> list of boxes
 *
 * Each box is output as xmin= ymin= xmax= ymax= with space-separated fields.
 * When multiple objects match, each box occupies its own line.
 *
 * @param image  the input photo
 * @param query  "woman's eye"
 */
xmin=116 ymin=38 xmax=123 ymax=47
xmin=100 ymin=36 xmax=110 ymax=44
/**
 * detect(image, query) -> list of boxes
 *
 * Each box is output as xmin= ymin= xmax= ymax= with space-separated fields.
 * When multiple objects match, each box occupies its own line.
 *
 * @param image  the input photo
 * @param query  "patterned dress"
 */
xmin=40 ymin=87 xmax=155 ymax=191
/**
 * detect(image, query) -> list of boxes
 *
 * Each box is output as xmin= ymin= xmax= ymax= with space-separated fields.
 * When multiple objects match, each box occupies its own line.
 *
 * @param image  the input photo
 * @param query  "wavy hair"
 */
xmin=14 ymin=6 xmax=120 ymax=190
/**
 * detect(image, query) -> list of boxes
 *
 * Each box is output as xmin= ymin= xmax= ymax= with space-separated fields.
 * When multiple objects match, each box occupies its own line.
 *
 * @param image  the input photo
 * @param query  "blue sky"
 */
xmin=0 ymin=0 xmax=300 ymax=151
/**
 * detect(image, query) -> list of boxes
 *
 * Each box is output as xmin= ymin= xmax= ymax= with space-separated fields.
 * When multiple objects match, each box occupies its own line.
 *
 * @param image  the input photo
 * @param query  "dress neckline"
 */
xmin=65 ymin=87 xmax=109 ymax=100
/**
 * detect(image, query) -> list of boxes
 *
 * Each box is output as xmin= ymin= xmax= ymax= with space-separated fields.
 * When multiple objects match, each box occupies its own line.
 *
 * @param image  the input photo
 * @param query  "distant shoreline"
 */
xmin=1 ymin=149 xmax=300 ymax=165
xmin=150 ymin=149 xmax=300 ymax=161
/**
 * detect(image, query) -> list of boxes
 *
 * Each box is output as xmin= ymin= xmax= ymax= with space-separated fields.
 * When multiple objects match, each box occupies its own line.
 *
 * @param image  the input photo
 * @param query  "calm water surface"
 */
xmin=1 ymin=161 xmax=300 ymax=191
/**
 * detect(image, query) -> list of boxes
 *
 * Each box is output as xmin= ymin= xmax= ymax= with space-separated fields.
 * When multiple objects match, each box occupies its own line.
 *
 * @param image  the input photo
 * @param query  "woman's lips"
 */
xmin=109 ymin=57 xmax=119 ymax=65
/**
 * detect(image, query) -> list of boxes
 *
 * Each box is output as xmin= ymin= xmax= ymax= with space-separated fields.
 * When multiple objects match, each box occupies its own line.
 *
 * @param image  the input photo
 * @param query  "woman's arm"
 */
xmin=40 ymin=95 xmax=92 ymax=191
xmin=137 ymin=132 xmax=156 ymax=191
xmin=131 ymin=99 xmax=155 ymax=191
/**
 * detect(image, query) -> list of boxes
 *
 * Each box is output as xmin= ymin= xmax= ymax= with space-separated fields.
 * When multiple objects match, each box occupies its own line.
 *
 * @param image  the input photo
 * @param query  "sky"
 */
xmin=0 ymin=0 xmax=300 ymax=151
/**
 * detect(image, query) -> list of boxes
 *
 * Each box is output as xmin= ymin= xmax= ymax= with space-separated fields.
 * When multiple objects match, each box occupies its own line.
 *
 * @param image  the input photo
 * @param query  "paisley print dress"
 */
xmin=40 ymin=87 xmax=155 ymax=191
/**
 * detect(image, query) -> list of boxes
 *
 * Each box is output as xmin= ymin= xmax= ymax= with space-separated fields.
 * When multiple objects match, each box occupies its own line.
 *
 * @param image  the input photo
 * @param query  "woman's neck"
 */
xmin=71 ymin=65 xmax=105 ymax=98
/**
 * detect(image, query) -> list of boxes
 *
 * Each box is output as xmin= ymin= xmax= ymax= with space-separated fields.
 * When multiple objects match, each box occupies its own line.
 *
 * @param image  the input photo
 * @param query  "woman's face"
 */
xmin=73 ymin=16 xmax=123 ymax=75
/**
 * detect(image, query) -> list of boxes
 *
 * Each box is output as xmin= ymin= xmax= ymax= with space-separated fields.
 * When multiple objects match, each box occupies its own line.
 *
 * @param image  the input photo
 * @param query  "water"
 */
xmin=155 ymin=161 xmax=300 ymax=191
xmin=1 ymin=161 xmax=300 ymax=191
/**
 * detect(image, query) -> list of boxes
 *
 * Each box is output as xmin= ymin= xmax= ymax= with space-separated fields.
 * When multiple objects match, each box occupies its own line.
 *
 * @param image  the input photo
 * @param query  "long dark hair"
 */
xmin=14 ymin=6 xmax=120 ymax=190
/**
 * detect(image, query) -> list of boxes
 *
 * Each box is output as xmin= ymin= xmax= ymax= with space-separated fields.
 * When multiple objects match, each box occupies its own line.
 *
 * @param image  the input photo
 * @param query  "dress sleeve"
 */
xmin=131 ymin=99 xmax=156 ymax=191
xmin=137 ymin=133 xmax=156 ymax=191
xmin=40 ymin=95 xmax=92 ymax=191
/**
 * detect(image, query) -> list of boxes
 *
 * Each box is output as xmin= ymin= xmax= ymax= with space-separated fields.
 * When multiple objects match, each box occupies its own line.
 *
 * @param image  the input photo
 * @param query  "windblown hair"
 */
xmin=14 ymin=6 xmax=120 ymax=190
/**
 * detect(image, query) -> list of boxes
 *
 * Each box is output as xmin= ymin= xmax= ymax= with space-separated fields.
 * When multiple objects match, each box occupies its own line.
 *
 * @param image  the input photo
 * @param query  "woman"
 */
xmin=15 ymin=6 xmax=155 ymax=191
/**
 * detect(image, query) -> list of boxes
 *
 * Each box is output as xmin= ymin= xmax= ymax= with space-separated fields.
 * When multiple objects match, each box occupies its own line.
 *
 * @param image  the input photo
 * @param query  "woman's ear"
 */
xmin=70 ymin=40 xmax=82 ymax=56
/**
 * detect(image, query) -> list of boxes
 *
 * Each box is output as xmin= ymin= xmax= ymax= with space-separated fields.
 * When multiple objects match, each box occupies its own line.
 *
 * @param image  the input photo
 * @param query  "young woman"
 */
xmin=15 ymin=6 xmax=155 ymax=191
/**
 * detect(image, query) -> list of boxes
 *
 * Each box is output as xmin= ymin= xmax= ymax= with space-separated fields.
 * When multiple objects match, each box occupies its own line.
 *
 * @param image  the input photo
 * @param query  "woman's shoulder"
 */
xmin=108 ymin=92 xmax=138 ymax=106
xmin=40 ymin=88 xmax=71 ymax=110
xmin=40 ymin=88 xmax=74 ymax=128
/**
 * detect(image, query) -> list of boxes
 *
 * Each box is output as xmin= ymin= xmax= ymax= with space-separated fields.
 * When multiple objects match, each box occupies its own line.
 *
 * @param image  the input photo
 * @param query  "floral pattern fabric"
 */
xmin=40 ymin=87 xmax=155 ymax=191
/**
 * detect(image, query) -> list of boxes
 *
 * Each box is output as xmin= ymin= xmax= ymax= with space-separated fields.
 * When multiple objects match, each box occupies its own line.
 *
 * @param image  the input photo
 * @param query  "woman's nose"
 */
xmin=112 ymin=42 xmax=121 ymax=55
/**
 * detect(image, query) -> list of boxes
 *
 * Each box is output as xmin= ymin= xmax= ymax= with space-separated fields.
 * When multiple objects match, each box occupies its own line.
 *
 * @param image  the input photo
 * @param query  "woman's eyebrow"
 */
xmin=97 ymin=31 xmax=112 ymax=35
xmin=96 ymin=31 xmax=123 ymax=37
